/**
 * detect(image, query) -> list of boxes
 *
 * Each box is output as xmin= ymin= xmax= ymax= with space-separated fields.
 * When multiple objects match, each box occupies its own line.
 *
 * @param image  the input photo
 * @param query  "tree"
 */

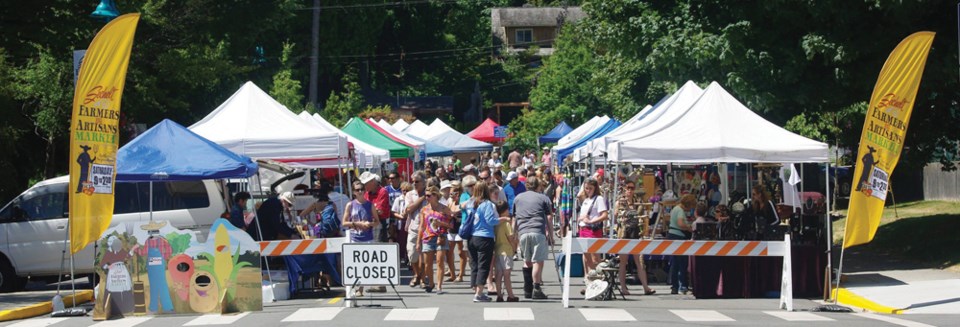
xmin=511 ymin=23 xmax=606 ymax=150
xmin=323 ymin=68 xmax=365 ymax=127
xmin=12 ymin=46 xmax=73 ymax=179
xmin=270 ymin=42 xmax=306 ymax=113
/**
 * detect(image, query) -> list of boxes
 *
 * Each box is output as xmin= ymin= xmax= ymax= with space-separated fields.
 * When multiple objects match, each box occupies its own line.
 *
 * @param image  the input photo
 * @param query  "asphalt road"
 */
xmin=0 ymin=255 xmax=954 ymax=326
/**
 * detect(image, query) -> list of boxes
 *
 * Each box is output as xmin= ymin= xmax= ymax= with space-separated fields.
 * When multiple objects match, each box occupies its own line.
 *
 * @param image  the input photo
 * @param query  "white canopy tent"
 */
xmin=371 ymin=119 xmax=426 ymax=159
xmin=609 ymin=82 xmax=829 ymax=163
xmin=392 ymin=119 xmax=410 ymax=131
xmin=189 ymin=81 xmax=349 ymax=168
xmin=297 ymin=111 xmax=390 ymax=168
xmin=418 ymin=119 xmax=493 ymax=153
xmin=586 ymin=81 xmax=706 ymax=159
xmin=403 ymin=120 xmax=430 ymax=135
xmin=553 ymin=115 xmax=606 ymax=151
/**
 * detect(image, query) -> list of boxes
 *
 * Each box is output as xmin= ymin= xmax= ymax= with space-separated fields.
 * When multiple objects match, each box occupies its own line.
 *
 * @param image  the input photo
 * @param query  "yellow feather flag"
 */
xmin=69 ymin=14 xmax=140 ymax=254
xmin=844 ymin=31 xmax=934 ymax=249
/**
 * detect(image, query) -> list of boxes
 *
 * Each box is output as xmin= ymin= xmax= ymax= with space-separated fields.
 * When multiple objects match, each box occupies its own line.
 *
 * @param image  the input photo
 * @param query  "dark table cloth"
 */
xmin=691 ymin=244 xmax=825 ymax=298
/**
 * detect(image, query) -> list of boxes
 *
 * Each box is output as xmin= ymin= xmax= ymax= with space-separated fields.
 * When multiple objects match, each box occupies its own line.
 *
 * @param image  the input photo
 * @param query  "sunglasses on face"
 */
xmin=626 ymin=186 xmax=635 ymax=190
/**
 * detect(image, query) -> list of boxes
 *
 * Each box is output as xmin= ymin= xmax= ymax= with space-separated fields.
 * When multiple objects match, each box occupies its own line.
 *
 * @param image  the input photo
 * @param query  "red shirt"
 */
xmin=365 ymin=187 xmax=390 ymax=219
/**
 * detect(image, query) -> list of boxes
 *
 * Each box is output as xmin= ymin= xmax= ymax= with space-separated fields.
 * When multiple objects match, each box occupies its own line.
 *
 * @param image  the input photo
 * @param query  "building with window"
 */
xmin=490 ymin=6 xmax=586 ymax=56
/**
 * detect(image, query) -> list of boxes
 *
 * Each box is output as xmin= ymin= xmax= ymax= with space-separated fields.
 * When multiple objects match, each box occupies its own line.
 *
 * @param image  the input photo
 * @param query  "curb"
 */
xmin=834 ymin=287 xmax=904 ymax=314
xmin=0 ymin=290 xmax=93 ymax=322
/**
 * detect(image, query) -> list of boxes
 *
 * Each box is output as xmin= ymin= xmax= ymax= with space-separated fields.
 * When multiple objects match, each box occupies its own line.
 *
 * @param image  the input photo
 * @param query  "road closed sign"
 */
xmin=342 ymin=243 xmax=400 ymax=286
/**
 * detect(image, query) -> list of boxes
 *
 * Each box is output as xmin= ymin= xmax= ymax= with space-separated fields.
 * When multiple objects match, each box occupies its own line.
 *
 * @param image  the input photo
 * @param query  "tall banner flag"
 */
xmin=843 ymin=31 xmax=934 ymax=248
xmin=69 ymin=14 xmax=140 ymax=254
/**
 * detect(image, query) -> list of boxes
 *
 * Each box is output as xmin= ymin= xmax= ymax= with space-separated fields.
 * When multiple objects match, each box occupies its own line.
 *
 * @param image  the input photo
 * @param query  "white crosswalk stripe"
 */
xmin=89 ymin=317 xmax=153 ymax=327
xmin=383 ymin=307 xmax=438 ymax=321
xmin=5 ymin=318 xmax=68 ymax=327
xmin=764 ymin=311 xmax=834 ymax=322
xmin=182 ymin=313 xmax=250 ymax=326
xmin=854 ymin=313 xmax=937 ymax=327
xmin=670 ymin=309 xmax=735 ymax=322
xmin=578 ymin=308 xmax=636 ymax=321
xmin=484 ymin=307 xmax=534 ymax=321
xmin=280 ymin=308 xmax=343 ymax=322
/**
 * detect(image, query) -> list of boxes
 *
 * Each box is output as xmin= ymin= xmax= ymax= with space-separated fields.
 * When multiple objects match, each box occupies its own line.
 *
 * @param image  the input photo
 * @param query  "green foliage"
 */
xmin=270 ymin=42 xmax=305 ymax=112
xmin=323 ymin=68 xmax=365 ymax=128
xmin=512 ymin=23 xmax=606 ymax=150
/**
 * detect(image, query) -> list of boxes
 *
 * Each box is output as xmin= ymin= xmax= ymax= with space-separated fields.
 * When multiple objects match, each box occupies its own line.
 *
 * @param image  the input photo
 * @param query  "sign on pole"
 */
xmin=494 ymin=126 xmax=507 ymax=139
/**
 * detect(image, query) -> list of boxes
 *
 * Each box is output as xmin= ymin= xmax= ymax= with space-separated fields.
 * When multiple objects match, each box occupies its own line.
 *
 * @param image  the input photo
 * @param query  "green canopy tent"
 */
xmin=342 ymin=118 xmax=412 ymax=159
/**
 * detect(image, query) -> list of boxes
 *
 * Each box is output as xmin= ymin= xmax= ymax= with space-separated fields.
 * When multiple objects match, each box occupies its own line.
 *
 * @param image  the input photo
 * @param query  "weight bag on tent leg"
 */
xmin=556 ymin=252 xmax=584 ymax=278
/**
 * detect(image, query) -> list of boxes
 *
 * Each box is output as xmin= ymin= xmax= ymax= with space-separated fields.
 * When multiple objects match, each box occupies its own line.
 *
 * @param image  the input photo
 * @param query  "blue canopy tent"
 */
xmin=556 ymin=118 xmax=621 ymax=165
xmin=539 ymin=121 xmax=574 ymax=144
xmin=117 ymin=119 xmax=258 ymax=181
xmin=407 ymin=134 xmax=455 ymax=157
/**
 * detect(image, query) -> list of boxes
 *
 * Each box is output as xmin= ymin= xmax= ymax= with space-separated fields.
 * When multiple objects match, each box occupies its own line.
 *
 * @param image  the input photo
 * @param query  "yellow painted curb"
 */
xmin=834 ymin=287 xmax=904 ymax=314
xmin=0 ymin=290 xmax=93 ymax=322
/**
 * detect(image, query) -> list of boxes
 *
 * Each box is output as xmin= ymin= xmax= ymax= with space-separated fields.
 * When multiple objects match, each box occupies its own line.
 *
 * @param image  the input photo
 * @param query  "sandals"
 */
xmin=644 ymin=289 xmax=657 ymax=295
xmin=409 ymin=279 xmax=421 ymax=288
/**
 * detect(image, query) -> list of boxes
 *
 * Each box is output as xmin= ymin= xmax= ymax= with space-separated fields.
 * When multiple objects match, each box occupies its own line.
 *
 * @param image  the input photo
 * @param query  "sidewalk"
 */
xmin=835 ymin=245 xmax=960 ymax=314
xmin=0 ymin=279 xmax=93 ymax=321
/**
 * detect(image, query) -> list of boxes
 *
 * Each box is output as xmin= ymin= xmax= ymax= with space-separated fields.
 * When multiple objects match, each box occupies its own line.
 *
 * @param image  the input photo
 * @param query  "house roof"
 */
xmin=491 ymin=7 xmax=586 ymax=28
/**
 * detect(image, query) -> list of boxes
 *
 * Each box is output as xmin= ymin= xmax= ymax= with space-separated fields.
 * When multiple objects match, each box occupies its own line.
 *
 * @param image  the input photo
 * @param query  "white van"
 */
xmin=0 ymin=176 xmax=227 ymax=292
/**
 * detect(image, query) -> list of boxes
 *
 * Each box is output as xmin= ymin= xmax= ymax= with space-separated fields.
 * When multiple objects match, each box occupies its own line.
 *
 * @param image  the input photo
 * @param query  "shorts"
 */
xmin=579 ymin=227 xmax=605 ymax=238
xmin=447 ymin=233 xmax=463 ymax=243
xmin=495 ymin=255 xmax=514 ymax=271
xmin=406 ymin=233 xmax=421 ymax=263
xmin=422 ymin=237 xmax=449 ymax=252
xmin=519 ymin=233 xmax=549 ymax=262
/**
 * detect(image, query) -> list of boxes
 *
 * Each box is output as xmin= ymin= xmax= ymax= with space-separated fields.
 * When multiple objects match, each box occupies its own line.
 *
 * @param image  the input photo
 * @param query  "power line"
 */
xmin=299 ymin=0 xmax=460 ymax=11
xmin=324 ymin=39 xmax=556 ymax=59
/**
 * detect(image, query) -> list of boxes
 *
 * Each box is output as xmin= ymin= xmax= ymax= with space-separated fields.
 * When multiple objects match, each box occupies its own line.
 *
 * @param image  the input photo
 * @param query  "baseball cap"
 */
xmin=507 ymin=171 xmax=518 ymax=181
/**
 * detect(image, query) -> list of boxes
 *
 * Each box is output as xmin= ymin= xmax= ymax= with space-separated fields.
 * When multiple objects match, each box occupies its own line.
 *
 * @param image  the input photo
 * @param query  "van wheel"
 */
xmin=0 ymin=259 xmax=25 ymax=293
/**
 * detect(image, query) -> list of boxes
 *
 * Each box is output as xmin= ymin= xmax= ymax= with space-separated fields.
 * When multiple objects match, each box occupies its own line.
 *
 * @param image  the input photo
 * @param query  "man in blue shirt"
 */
xmin=503 ymin=171 xmax=526 ymax=215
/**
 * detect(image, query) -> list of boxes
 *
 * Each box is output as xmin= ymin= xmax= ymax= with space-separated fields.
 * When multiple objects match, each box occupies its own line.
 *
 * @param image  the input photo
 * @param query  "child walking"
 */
xmin=493 ymin=201 xmax=519 ymax=302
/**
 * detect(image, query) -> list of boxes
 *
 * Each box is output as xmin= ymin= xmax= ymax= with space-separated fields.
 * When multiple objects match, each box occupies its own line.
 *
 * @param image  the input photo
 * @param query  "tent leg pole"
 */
xmin=610 ymin=161 xmax=619 ymax=239
xmin=252 ymin=175 xmax=274 ymax=290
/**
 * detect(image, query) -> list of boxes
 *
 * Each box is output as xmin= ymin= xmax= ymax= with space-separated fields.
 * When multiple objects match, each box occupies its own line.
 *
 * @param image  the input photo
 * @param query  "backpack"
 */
xmin=458 ymin=203 xmax=477 ymax=240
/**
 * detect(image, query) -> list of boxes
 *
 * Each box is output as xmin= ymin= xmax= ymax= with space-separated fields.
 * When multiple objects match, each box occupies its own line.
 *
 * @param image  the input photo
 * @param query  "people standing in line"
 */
xmin=467 ymin=181 xmax=500 ymax=302
xmin=342 ymin=181 xmax=380 ymax=297
xmin=668 ymin=194 xmax=697 ymax=294
xmin=513 ymin=177 xmax=553 ymax=299
xmin=541 ymin=147 xmax=552 ymax=167
xmin=577 ymin=178 xmax=608 ymax=272
xmin=361 ymin=172 xmax=391 ymax=243
xmin=457 ymin=176 xmax=477 ymax=282
xmin=614 ymin=180 xmax=656 ymax=296
xmin=403 ymin=172 xmax=428 ymax=287
xmin=444 ymin=181 xmax=463 ymax=282
xmin=492 ymin=201 xmax=519 ymax=302
xmin=543 ymin=169 xmax=557 ymax=202
xmin=417 ymin=186 xmax=452 ymax=294
xmin=385 ymin=172 xmax=403 ymax=208
xmin=503 ymin=171 xmax=526 ymax=215
xmin=508 ymin=149 xmax=523 ymax=169
xmin=391 ymin=182 xmax=414 ymax=266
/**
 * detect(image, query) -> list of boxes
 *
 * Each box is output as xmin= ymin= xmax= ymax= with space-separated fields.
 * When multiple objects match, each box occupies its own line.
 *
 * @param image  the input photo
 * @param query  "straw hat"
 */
xmin=140 ymin=220 xmax=168 ymax=231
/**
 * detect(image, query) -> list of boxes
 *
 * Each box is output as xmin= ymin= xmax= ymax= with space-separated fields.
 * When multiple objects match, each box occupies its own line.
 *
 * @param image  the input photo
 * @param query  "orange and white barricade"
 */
xmin=561 ymin=234 xmax=794 ymax=310
xmin=259 ymin=237 xmax=348 ymax=256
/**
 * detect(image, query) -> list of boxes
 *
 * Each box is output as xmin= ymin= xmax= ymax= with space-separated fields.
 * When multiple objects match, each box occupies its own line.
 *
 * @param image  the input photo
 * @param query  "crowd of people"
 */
xmin=225 ymin=147 xmax=788 ymax=302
